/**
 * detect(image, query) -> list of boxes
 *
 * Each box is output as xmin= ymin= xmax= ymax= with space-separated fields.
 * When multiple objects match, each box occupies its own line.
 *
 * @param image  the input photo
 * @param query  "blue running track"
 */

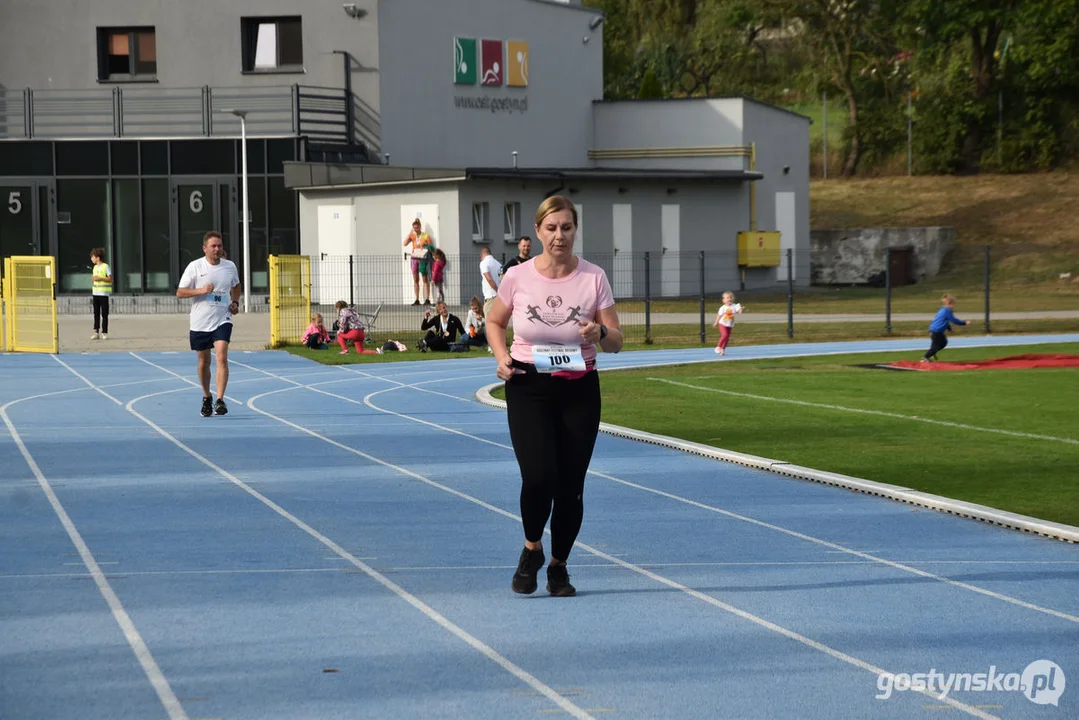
xmin=2 ymin=334 xmax=1077 ymax=719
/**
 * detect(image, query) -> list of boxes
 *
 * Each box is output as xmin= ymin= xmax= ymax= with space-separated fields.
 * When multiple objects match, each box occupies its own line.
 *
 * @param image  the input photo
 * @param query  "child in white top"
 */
xmin=712 ymin=291 xmax=745 ymax=355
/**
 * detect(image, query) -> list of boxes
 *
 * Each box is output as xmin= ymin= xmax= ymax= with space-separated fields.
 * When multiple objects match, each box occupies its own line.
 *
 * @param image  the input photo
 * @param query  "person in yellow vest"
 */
xmin=90 ymin=247 xmax=112 ymax=340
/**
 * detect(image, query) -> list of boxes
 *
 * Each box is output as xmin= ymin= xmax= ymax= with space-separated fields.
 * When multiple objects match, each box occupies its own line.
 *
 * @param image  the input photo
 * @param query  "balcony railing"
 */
xmin=0 ymin=85 xmax=372 ymax=147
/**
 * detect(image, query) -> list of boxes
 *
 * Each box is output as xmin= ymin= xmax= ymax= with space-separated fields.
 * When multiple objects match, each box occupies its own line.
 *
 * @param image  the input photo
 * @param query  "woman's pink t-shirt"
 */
xmin=497 ymin=257 xmax=615 ymax=369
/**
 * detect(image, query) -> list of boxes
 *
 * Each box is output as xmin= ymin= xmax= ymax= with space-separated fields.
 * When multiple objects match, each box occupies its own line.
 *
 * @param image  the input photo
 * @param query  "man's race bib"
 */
xmin=532 ymin=345 xmax=586 ymax=373
xmin=210 ymin=293 xmax=227 ymax=305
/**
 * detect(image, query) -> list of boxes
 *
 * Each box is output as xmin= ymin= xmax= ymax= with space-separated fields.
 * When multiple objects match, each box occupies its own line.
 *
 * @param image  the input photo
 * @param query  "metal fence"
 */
xmin=0 ymin=85 xmax=362 ymax=144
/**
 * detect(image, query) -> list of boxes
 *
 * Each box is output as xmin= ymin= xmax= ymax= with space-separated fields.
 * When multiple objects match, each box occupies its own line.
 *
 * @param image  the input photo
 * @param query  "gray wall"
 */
xmin=742 ymin=99 xmax=811 ymax=286
xmin=0 ymin=0 xmax=380 ymax=136
xmin=376 ymin=0 xmax=604 ymax=168
xmin=811 ymin=227 xmax=957 ymax=285
xmin=591 ymin=99 xmax=747 ymax=171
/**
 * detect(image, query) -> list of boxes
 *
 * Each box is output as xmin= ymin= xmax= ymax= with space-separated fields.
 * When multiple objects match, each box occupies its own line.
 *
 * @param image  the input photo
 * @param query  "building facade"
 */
xmin=0 ymin=0 xmax=809 ymax=305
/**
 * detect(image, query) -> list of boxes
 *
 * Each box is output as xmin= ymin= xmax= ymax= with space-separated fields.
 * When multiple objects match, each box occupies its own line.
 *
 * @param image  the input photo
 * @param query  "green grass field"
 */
xmin=488 ymin=342 xmax=1079 ymax=526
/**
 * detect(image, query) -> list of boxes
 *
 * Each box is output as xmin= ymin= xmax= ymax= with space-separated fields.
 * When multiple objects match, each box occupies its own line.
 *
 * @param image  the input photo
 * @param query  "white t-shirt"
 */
xmin=716 ymin=303 xmax=743 ymax=328
xmin=479 ymin=255 xmax=501 ymax=300
xmin=179 ymin=258 xmax=240 ymax=332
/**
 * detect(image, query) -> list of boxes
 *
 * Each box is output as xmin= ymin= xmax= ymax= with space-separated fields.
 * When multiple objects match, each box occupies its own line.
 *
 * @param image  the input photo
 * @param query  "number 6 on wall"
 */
xmin=189 ymin=190 xmax=204 ymax=213
xmin=7 ymin=191 xmax=21 ymax=215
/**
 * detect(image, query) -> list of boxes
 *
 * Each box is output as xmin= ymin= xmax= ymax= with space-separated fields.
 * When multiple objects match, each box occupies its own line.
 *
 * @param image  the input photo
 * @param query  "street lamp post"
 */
xmin=229 ymin=109 xmax=252 ymax=313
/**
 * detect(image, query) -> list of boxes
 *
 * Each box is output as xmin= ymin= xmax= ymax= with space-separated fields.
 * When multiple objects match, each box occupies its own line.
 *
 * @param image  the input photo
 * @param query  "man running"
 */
xmin=176 ymin=231 xmax=241 ymax=417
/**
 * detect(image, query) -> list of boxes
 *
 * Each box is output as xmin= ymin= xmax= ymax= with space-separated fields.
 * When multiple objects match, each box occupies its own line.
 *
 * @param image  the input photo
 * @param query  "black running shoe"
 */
xmin=214 ymin=398 xmax=228 ymax=416
xmin=546 ymin=563 xmax=576 ymax=597
xmin=200 ymin=397 xmax=213 ymax=417
xmin=511 ymin=547 xmax=545 ymax=594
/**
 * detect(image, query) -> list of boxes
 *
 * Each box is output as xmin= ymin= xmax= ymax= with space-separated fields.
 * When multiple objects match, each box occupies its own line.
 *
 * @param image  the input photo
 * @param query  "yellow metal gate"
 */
xmin=2 ymin=256 xmax=59 ymax=354
xmin=268 ymin=255 xmax=311 ymax=347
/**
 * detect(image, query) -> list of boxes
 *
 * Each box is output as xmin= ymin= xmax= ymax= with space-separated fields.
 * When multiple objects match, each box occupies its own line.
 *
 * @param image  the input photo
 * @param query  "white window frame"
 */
xmin=503 ymin=202 xmax=520 ymax=241
xmin=472 ymin=202 xmax=488 ymax=241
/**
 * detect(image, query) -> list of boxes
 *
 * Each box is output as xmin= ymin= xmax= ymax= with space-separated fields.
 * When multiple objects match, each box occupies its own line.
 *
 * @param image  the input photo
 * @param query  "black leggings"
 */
xmin=92 ymin=296 xmax=109 ymax=333
xmin=924 ymin=331 xmax=948 ymax=359
xmin=505 ymin=367 xmax=601 ymax=562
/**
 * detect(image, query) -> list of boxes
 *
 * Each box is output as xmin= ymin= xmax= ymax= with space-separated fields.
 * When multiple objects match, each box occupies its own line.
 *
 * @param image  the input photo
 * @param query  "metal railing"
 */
xmin=0 ymin=85 xmax=371 ymax=146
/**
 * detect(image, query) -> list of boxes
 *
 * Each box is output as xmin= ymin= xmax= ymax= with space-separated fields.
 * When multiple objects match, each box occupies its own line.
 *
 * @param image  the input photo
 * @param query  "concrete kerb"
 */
xmin=474 ymin=381 xmax=1079 ymax=545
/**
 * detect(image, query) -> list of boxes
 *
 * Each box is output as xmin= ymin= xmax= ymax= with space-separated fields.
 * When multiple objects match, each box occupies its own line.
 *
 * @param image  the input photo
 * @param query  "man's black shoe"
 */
xmin=511 ymin=547 xmax=545 ymax=594
xmin=200 ymin=397 xmax=213 ymax=417
xmin=546 ymin=563 xmax=576 ymax=597
xmin=215 ymin=398 xmax=228 ymax=416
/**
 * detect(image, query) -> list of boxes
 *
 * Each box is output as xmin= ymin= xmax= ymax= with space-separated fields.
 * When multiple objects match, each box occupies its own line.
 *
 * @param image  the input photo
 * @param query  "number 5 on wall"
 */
xmin=7 ymin=191 xmax=21 ymax=215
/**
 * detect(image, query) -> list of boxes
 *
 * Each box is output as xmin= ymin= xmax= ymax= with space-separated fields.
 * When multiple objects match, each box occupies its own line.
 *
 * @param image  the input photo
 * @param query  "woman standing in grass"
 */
xmin=487 ymin=195 xmax=623 ymax=597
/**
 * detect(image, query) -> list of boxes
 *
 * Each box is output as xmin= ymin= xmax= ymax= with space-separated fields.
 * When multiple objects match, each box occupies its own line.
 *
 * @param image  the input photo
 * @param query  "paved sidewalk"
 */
xmin=58 ymin=313 xmax=271 ymax=354
xmin=641 ymin=310 xmax=1079 ymax=325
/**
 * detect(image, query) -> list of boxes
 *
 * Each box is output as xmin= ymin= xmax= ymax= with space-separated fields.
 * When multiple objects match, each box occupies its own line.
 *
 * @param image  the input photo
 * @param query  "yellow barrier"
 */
xmin=269 ymin=255 xmax=311 ymax=347
xmin=2 ymin=256 xmax=58 ymax=354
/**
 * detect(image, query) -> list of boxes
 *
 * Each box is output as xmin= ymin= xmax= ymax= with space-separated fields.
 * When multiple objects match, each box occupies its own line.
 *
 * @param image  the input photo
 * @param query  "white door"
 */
xmin=612 ymin=204 xmax=632 ymax=298
xmin=400 ymin=204 xmax=440 ymax=305
xmin=661 ymin=204 xmax=680 ymax=297
xmin=316 ymin=205 xmax=353 ymax=305
xmin=776 ymin=192 xmax=796 ymax=282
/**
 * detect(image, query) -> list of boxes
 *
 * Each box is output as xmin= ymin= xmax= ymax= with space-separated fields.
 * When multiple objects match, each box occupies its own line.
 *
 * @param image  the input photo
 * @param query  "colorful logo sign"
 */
xmin=454 ymin=37 xmax=528 ymax=87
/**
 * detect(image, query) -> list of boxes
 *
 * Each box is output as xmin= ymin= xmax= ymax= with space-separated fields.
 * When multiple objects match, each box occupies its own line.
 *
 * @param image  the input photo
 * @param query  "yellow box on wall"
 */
xmin=737 ymin=231 xmax=781 ymax=267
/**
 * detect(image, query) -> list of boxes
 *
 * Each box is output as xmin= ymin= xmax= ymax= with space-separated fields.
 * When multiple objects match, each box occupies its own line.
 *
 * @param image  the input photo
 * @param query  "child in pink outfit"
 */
xmin=712 ymin=291 xmax=745 ymax=355
xmin=431 ymin=249 xmax=447 ymax=303
xmin=335 ymin=301 xmax=380 ymax=355
xmin=300 ymin=312 xmax=330 ymax=349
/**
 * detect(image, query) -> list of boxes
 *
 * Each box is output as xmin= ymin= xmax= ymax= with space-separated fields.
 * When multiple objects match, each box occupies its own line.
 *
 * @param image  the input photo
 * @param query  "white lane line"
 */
xmin=4 ymin=359 xmax=190 ymax=720
xmin=217 ymin=366 xmax=996 ymax=718
xmin=124 ymin=355 xmax=596 ymax=720
xmin=649 ymin=377 xmax=1079 ymax=445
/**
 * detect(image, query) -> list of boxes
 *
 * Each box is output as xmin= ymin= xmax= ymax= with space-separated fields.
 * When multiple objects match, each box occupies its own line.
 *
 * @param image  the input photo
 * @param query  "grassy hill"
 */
xmin=811 ymin=173 xmax=1079 ymax=247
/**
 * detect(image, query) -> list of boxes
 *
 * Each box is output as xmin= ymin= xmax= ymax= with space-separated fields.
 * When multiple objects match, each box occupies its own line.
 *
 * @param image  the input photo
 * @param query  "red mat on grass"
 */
xmin=889 ymin=353 xmax=1079 ymax=371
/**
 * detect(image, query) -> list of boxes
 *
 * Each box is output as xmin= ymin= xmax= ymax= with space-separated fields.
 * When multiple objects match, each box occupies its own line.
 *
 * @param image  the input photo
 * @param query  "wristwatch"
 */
xmin=599 ymin=324 xmax=608 ymax=341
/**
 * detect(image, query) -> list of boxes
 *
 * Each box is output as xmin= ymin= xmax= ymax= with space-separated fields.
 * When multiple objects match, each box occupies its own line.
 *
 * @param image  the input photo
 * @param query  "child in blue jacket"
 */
xmin=922 ymin=294 xmax=969 ymax=362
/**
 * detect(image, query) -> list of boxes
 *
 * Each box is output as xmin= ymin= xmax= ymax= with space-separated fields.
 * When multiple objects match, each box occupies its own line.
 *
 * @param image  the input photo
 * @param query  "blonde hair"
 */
xmin=311 ymin=312 xmax=323 ymax=324
xmin=722 ymin=290 xmax=736 ymax=301
xmin=942 ymin=294 xmax=956 ymax=305
xmin=469 ymin=295 xmax=483 ymax=314
xmin=534 ymin=195 xmax=577 ymax=228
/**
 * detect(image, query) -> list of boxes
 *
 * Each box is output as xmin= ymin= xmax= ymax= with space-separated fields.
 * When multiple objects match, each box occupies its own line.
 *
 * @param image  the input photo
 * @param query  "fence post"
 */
xmin=786 ymin=248 xmax=794 ymax=339
xmin=348 ymin=255 xmax=355 ymax=307
xmin=907 ymin=91 xmax=913 ymax=176
xmin=699 ymin=250 xmax=706 ymax=344
xmin=644 ymin=251 xmax=652 ymax=344
xmin=822 ymin=90 xmax=827 ymax=179
xmin=984 ymin=245 xmax=991 ymax=334
xmin=885 ymin=246 xmax=892 ymax=335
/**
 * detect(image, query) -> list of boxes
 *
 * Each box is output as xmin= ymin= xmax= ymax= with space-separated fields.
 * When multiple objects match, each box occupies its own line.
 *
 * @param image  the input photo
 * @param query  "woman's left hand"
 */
xmin=577 ymin=320 xmax=603 ymax=344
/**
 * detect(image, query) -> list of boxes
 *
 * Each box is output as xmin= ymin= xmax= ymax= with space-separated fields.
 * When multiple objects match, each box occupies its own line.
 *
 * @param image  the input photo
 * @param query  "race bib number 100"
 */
xmin=532 ymin=345 xmax=586 ymax=373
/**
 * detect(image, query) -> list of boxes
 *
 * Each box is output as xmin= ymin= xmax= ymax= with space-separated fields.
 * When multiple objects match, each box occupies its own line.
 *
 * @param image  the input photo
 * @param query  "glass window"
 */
xmin=266 ymin=138 xmax=295 ymax=174
xmin=237 ymin=139 xmax=266 ymax=174
xmin=241 ymin=176 xmax=269 ymax=291
xmin=141 ymin=141 xmax=168 ymax=174
xmin=142 ymin=179 xmax=170 ymax=291
xmin=268 ymin=176 xmax=297 ymax=263
xmin=472 ymin=202 xmax=488 ymax=240
xmin=503 ymin=202 xmax=520 ymax=240
xmin=0 ymin=142 xmax=53 ymax=176
xmin=113 ymin=179 xmax=141 ymax=292
xmin=98 ymin=27 xmax=157 ymax=81
xmin=57 ymin=180 xmax=109 ymax=293
xmin=241 ymin=17 xmax=304 ymax=72
xmin=111 ymin=141 xmax=140 ymax=175
xmin=55 ymin=142 xmax=109 ymax=176
xmin=0 ymin=185 xmax=35 ymax=259
xmin=170 ymin=140 xmax=235 ymax=175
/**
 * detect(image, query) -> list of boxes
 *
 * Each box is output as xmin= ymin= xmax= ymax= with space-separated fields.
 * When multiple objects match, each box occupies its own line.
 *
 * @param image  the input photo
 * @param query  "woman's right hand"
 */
xmin=495 ymin=355 xmax=518 ymax=381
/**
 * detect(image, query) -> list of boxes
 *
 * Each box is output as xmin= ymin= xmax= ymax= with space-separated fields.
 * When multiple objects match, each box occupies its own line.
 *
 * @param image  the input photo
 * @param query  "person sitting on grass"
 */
xmin=921 ymin=293 xmax=970 ymax=363
xmin=419 ymin=301 xmax=466 ymax=352
xmin=336 ymin=301 xmax=381 ymax=355
xmin=301 ymin=312 xmax=330 ymax=350
xmin=461 ymin=295 xmax=491 ymax=352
